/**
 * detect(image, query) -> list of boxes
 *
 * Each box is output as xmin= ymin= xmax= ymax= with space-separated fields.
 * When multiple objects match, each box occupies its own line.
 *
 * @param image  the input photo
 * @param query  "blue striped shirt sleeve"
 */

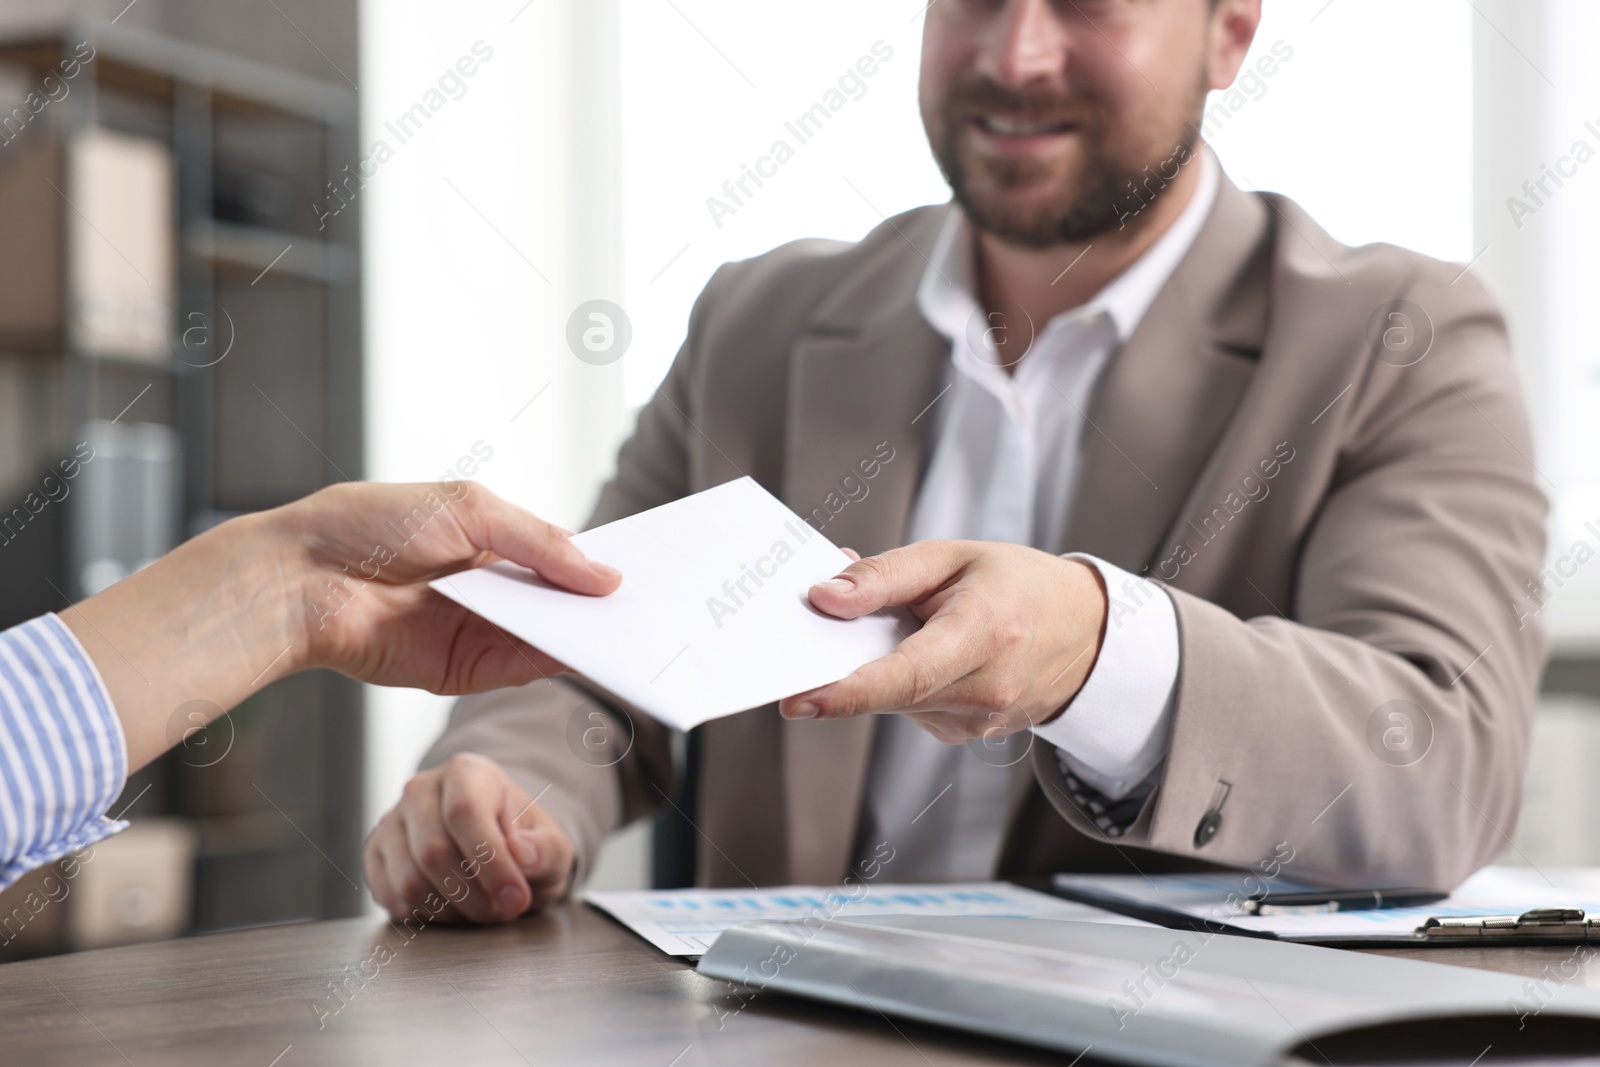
xmin=0 ymin=613 xmax=129 ymax=892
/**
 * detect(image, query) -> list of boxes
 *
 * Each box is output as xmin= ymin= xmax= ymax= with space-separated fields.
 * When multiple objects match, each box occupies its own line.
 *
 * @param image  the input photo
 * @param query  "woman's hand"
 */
xmin=280 ymin=480 xmax=618 ymax=693
xmin=62 ymin=479 xmax=618 ymax=772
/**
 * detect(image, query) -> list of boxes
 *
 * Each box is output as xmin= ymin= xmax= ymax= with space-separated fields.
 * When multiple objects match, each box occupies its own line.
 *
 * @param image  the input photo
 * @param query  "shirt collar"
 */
xmin=916 ymin=146 xmax=1220 ymax=347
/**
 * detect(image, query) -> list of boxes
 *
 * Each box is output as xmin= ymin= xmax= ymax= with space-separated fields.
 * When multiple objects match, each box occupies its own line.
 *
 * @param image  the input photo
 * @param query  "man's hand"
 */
xmin=777 ymin=541 xmax=1108 ymax=744
xmin=364 ymin=753 xmax=576 ymax=924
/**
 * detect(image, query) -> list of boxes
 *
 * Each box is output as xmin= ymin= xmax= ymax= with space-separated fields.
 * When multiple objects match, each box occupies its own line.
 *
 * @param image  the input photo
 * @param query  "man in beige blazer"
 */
xmin=364 ymin=0 xmax=1545 ymax=925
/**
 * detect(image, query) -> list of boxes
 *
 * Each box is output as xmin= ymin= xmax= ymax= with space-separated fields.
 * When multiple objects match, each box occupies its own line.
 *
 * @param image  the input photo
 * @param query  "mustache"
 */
xmin=941 ymin=78 xmax=1103 ymax=126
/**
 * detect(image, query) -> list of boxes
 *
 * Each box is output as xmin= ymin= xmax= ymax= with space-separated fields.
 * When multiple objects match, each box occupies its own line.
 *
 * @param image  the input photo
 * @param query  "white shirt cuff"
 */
xmin=1030 ymin=554 xmax=1179 ymax=800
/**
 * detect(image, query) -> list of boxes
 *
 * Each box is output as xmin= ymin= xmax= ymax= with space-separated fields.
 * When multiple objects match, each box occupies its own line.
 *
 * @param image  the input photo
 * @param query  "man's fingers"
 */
xmin=463 ymin=486 xmax=621 ymax=597
xmin=807 ymin=541 xmax=973 ymax=619
xmin=398 ymin=776 xmax=501 ymax=923
xmin=513 ymin=825 xmax=576 ymax=900
xmin=901 ymin=707 xmax=979 ymax=746
xmin=499 ymin=797 xmax=575 ymax=910
xmin=438 ymin=759 xmax=531 ymax=920
xmin=363 ymin=818 xmax=404 ymax=915
xmin=370 ymin=817 xmax=462 ymax=923
xmin=780 ymin=607 xmax=986 ymax=720
xmin=378 ymin=835 xmax=433 ymax=919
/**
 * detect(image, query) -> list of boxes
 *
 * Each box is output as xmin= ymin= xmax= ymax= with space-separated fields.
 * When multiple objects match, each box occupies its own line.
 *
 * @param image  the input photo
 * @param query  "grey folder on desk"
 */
xmin=698 ymin=915 xmax=1600 ymax=1066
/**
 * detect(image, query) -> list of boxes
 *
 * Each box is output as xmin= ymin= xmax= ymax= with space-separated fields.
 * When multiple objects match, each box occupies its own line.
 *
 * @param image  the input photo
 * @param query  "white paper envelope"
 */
xmin=430 ymin=477 xmax=912 ymax=731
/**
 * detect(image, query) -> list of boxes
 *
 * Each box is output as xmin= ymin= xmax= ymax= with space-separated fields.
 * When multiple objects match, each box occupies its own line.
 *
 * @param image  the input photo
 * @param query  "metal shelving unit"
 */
xmin=0 ymin=19 xmax=364 ymax=955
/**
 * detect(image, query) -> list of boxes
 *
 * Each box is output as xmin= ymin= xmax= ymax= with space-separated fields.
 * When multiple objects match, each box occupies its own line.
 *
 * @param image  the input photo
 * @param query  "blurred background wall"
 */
xmin=3 ymin=0 xmax=1599 ymax=957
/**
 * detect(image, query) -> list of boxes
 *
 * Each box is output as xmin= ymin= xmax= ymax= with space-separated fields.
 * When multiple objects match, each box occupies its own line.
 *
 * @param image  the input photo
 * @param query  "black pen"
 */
xmin=1245 ymin=889 xmax=1447 ymax=916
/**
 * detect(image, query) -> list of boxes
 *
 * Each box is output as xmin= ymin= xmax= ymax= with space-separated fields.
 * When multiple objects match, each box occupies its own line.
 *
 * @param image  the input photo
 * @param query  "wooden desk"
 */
xmin=1 ymin=903 xmax=1594 ymax=1066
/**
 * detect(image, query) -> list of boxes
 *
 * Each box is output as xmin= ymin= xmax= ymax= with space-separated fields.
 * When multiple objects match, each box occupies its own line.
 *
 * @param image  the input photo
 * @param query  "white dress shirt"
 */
xmin=852 ymin=151 xmax=1218 ymax=882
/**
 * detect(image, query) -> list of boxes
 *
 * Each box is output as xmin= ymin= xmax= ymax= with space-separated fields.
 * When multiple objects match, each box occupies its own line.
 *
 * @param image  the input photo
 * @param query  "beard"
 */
xmin=928 ymin=76 xmax=1202 ymax=248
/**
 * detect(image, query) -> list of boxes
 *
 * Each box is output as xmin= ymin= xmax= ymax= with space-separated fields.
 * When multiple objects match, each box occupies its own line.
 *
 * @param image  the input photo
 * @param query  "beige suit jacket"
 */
xmin=423 ymin=175 xmax=1547 ymax=892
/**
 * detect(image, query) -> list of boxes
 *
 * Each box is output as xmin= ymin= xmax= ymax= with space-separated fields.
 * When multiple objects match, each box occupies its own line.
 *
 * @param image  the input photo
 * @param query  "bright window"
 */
xmin=619 ymin=1 xmax=950 ymax=407
xmin=617 ymin=0 xmax=1476 ymax=409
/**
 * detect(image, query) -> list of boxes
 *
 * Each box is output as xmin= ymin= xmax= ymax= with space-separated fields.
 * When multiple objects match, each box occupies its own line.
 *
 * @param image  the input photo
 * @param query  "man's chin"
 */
xmin=958 ymin=189 xmax=1111 ymax=249
xmin=935 ymin=135 xmax=1135 ymax=246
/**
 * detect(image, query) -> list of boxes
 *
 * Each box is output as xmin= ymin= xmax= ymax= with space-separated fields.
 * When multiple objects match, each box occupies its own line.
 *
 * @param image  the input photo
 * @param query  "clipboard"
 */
xmin=1420 ymin=907 xmax=1600 ymax=941
xmin=1047 ymin=866 xmax=1600 ymax=947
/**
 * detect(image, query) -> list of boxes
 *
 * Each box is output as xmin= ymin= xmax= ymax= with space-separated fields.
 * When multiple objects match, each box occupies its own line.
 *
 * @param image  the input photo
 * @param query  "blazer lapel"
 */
xmin=1055 ymin=177 xmax=1272 ymax=569
xmin=779 ymin=215 xmax=951 ymax=884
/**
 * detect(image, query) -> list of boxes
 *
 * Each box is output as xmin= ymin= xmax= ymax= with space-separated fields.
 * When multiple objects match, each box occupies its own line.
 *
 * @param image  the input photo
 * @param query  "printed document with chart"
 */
xmin=586 ymin=882 xmax=1148 ymax=956
xmin=431 ymin=477 xmax=913 ymax=730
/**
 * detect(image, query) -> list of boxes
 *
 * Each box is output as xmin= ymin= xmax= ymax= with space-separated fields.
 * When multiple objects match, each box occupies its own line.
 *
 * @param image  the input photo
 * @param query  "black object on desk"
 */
xmin=1048 ymin=870 xmax=1600 ymax=946
xmin=1246 ymin=888 xmax=1447 ymax=915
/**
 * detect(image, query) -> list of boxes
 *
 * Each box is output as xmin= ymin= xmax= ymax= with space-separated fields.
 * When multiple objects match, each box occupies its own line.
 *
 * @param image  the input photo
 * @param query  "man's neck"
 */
xmin=974 ymin=152 xmax=1207 ymax=342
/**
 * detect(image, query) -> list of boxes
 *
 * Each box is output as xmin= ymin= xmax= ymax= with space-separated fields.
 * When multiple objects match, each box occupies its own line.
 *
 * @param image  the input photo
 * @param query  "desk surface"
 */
xmin=1 ymin=903 xmax=1594 ymax=1067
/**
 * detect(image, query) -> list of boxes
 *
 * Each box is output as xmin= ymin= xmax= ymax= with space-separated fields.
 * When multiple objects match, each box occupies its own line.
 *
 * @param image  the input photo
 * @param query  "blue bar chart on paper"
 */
xmin=585 ymin=881 xmax=1147 ymax=956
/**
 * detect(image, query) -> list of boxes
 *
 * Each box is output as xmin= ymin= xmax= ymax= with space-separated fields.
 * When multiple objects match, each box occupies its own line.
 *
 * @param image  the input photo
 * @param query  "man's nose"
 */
xmin=978 ymin=0 xmax=1074 ymax=89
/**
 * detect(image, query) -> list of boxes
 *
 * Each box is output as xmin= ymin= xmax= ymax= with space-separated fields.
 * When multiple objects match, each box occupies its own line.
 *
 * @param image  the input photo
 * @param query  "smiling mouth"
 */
xmin=973 ymin=114 xmax=1079 ymax=137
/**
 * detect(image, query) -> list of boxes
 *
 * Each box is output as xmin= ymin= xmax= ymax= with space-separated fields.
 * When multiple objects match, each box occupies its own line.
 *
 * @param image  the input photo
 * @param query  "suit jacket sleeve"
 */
xmin=417 ymin=265 xmax=735 ymax=886
xmin=1036 ymin=263 xmax=1548 ymax=891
